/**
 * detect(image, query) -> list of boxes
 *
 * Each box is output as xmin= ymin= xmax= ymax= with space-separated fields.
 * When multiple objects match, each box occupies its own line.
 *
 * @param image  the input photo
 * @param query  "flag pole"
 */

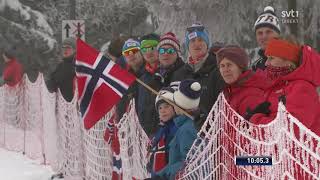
xmin=135 ymin=78 xmax=194 ymax=120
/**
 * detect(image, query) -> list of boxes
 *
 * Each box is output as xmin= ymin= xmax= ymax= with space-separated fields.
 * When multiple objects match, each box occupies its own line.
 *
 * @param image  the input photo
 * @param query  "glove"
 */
xmin=154 ymin=73 xmax=164 ymax=84
xmin=244 ymin=101 xmax=271 ymax=120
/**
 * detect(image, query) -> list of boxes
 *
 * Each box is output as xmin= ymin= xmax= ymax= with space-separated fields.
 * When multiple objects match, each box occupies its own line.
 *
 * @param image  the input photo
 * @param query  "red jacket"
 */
xmin=2 ymin=58 xmax=23 ymax=86
xmin=251 ymin=46 xmax=320 ymax=136
xmin=224 ymin=70 xmax=268 ymax=117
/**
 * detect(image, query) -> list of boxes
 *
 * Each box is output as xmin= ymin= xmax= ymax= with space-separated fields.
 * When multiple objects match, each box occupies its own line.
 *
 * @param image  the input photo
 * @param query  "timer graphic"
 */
xmin=235 ymin=156 xmax=272 ymax=166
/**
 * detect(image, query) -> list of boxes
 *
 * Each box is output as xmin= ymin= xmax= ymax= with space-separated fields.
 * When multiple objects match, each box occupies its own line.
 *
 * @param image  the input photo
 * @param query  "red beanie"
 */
xmin=265 ymin=39 xmax=300 ymax=63
xmin=157 ymin=32 xmax=180 ymax=52
xmin=216 ymin=46 xmax=249 ymax=70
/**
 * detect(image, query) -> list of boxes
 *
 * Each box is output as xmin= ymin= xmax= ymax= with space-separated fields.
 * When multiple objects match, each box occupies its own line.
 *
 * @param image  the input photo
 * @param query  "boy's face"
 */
xmin=158 ymin=103 xmax=175 ymax=122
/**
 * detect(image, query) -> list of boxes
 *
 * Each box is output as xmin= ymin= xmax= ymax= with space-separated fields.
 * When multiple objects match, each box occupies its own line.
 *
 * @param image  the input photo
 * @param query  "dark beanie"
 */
xmin=216 ymin=45 xmax=249 ymax=70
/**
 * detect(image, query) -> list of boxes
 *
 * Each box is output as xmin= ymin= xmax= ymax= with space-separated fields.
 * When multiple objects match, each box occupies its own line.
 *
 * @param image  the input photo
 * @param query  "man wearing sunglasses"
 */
xmin=171 ymin=23 xmax=224 ymax=130
xmin=154 ymin=32 xmax=184 ymax=90
xmin=117 ymin=39 xmax=146 ymax=121
xmin=137 ymin=33 xmax=161 ymax=136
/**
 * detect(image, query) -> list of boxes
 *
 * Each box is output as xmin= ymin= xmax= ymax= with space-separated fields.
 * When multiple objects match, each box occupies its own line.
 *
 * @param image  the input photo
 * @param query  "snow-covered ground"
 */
xmin=0 ymin=148 xmax=55 ymax=180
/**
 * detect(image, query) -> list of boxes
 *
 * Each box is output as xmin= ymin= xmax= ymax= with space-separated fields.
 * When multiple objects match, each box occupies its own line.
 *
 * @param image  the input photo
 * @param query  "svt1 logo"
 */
xmin=281 ymin=9 xmax=300 ymax=24
xmin=281 ymin=9 xmax=299 ymax=18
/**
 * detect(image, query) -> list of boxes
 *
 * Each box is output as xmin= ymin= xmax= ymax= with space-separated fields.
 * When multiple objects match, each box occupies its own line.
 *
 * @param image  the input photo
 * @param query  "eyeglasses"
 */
xmin=186 ymin=25 xmax=205 ymax=33
xmin=158 ymin=47 xmax=176 ymax=55
xmin=141 ymin=46 xmax=156 ymax=53
xmin=122 ymin=48 xmax=140 ymax=57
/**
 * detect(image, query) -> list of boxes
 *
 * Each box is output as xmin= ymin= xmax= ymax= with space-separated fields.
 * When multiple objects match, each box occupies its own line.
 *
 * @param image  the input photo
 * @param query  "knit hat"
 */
xmin=62 ymin=37 xmax=76 ymax=49
xmin=155 ymin=87 xmax=175 ymax=110
xmin=185 ymin=23 xmax=210 ymax=49
xmin=265 ymin=38 xmax=300 ymax=63
xmin=157 ymin=32 xmax=180 ymax=52
xmin=173 ymin=79 xmax=201 ymax=110
xmin=122 ymin=38 xmax=140 ymax=52
xmin=254 ymin=6 xmax=281 ymax=34
xmin=140 ymin=33 xmax=160 ymax=48
xmin=216 ymin=45 xmax=250 ymax=70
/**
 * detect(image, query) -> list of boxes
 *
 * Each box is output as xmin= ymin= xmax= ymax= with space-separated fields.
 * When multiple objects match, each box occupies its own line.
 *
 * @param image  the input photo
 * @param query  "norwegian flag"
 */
xmin=75 ymin=38 xmax=136 ymax=129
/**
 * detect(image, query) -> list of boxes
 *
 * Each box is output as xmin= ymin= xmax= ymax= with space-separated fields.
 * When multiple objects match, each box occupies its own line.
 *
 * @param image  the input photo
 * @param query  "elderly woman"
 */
xmin=249 ymin=37 xmax=320 ymax=136
xmin=216 ymin=46 xmax=269 ymax=118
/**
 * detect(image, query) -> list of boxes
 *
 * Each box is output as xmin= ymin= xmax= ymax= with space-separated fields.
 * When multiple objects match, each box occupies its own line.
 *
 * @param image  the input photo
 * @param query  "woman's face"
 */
xmin=265 ymin=56 xmax=295 ymax=67
xmin=219 ymin=58 xmax=242 ymax=84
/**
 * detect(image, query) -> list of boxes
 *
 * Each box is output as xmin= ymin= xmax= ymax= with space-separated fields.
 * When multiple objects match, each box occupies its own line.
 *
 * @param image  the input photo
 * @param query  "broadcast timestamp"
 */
xmin=235 ymin=156 xmax=272 ymax=166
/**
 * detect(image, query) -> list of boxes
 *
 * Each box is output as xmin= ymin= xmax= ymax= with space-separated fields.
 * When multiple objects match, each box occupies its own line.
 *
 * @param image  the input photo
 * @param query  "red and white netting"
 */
xmin=178 ymin=94 xmax=320 ymax=180
xmin=0 ymin=74 xmax=319 ymax=180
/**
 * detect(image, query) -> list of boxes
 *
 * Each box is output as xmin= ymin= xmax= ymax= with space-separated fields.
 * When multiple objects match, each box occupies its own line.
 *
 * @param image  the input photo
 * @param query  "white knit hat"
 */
xmin=254 ymin=6 xmax=281 ymax=34
xmin=155 ymin=87 xmax=175 ymax=109
xmin=173 ymin=79 xmax=201 ymax=110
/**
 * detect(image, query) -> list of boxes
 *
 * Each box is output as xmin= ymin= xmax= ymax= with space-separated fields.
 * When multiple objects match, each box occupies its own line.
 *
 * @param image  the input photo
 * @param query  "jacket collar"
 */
xmin=173 ymin=115 xmax=192 ymax=128
xmin=184 ymin=53 xmax=217 ymax=74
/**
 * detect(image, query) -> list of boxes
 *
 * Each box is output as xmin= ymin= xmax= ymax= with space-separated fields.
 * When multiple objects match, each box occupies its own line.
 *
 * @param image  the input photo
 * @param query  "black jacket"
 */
xmin=116 ymin=64 xmax=145 ymax=122
xmin=151 ymin=58 xmax=185 ymax=91
xmin=46 ymin=57 xmax=75 ymax=102
xmin=171 ymin=53 xmax=225 ymax=129
xmin=138 ymin=58 xmax=185 ymax=136
xmin=252 ymin=49 xmax=268 ymax=71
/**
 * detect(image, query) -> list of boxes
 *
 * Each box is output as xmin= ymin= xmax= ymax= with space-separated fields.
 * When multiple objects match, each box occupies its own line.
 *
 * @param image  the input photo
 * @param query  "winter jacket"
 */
xmin=116 ymin=64 xmax=145 ymax=120
xmin=171 ymin=53 xmax=225 ymax=129
xmin=251 ymin=49 xmax=268 ymax=71
xmin=250 ymin=46 xmax=320 ymax=136
xmin=151 ymin=58 xmax=185 ymax=91
xmin=2 ymin=58 xmax=23 ymax=86
xmin=224 ymin=70 xmax=268 ymax=117
xmin=148 ymin=119 xmax=178 ymax=176
xmin=156 ymin=115 xmax=197 ymax=180
xmin=46 ymin=57 xmax=75 ymax=102
xmin=138 ymin=58 xmax=184 ymax=136
xmin=138 ymin=69 xmax=159 ymax=136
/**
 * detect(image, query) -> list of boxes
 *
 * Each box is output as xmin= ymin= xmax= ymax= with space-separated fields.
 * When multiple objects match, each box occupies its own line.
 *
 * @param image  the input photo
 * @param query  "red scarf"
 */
xmin=188 ymin=53 xmax=207 ymax=65
xmin=145 ymin=63 xmax=158 ymax=75
xmin=266 ymin=65 xmax=294 ymax=80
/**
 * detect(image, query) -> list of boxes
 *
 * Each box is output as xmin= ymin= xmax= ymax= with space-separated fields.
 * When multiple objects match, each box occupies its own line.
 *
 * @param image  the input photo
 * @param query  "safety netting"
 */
xmin=178 ymin=94 xmax=320 ymax=180
xmin=0 ymin=73 xmax=319 ymax=180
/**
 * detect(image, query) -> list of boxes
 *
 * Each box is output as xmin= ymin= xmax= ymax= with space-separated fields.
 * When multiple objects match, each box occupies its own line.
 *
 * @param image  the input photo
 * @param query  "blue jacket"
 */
xmin=157 ymin=115 xmax=197 ymax=179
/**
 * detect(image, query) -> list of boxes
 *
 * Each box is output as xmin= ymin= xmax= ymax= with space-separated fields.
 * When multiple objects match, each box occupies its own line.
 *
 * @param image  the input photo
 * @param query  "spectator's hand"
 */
xmin=154 ymin=73 xmax=164 ymax=84
xmin=245 ymin=101 xmax=271 ymax=120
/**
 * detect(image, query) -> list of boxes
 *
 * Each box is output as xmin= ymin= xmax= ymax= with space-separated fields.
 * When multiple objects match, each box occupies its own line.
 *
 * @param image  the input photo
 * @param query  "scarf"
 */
xmin=145 ymin=63 xmax=158 ymax=75
xmin=266 ymin=65 xmax=294 ymax=80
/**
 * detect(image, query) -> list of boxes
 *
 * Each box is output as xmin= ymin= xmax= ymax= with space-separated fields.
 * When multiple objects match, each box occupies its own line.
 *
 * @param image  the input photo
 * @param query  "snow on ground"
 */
xmin=0 ymin=148 xmax=56 ymax=180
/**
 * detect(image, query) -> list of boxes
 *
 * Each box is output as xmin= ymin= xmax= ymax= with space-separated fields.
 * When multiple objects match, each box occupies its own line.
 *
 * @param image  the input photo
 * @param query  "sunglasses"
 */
xmin=141 ymin=46 xmax=156 ymax=53
xmin=122 ymin=48 xmax=140 ymax=57
xmin=186 ymin=25 xmax=205 ymax=33
xmin=158 ymin=47 xmax=176 ymax=55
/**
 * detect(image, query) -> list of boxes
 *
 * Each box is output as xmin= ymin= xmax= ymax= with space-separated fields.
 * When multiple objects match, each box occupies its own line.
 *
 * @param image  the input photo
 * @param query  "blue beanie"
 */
xmin=185 ymin=23 xmax=210 ymax=49
xmin=122 ymin=39 xmax=140 ymax=52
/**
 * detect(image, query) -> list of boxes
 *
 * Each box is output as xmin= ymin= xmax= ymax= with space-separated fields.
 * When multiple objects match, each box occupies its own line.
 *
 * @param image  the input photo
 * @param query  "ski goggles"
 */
xmin=158 ymin=47 xmax=176 ymax=55
xmin=141 ymin=46 xmax=156 ymax=53
xmin=186 ymin=25 xmax=205 ymax=33
xmin=122 ymin=48 xmax=140 ymax=57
